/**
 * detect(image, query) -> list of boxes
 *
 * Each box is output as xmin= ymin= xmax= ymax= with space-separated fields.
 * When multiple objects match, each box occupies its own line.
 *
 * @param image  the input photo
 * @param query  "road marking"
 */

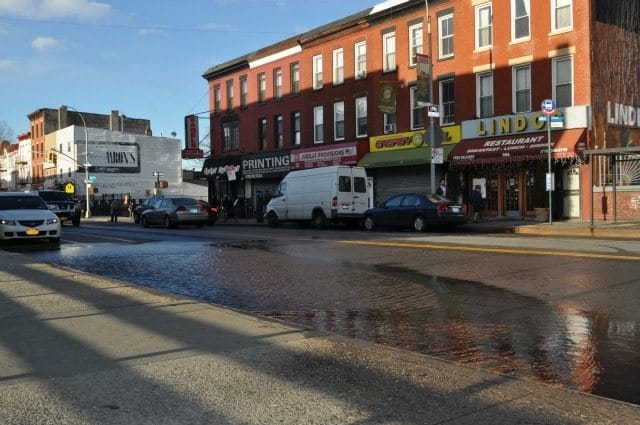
xmin=80 ymin=234 xmax=137 ymax=243
xmin=339 ymin=240 xmax=640 ymax=261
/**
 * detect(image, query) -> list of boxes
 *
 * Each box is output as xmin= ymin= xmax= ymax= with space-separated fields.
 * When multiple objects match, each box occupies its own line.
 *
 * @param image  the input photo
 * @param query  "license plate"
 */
xmin=60 ymin=216 xmax=67 ymax=221
xmin=189 ymin=208 xmax=199 ymax=214
xmin=26 ymin=228 xmax=40 ymax=236
xmin=451 ymin=207 xmax=460 ymax=213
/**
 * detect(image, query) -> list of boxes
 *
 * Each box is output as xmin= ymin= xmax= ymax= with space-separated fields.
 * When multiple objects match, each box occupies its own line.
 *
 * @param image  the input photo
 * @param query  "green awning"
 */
xmin=358 ymin=144 xmax=456 ymax=168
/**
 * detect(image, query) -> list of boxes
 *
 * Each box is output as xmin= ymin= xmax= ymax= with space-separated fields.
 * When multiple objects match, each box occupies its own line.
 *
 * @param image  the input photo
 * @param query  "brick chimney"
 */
xmin=110 ymin=110 xmax=119 ymax=131
xmin=58 ymin=106 xmax=68 ymax=130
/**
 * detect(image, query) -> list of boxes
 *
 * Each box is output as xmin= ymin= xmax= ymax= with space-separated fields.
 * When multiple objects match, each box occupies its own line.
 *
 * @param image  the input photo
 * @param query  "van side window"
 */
xmin=338 ymin=176 xmax=352 ymax=192
xmin=278 ymin=182 xmax=288 ymax=195
xmin=354 ymin=177 xmax=366 ymax=193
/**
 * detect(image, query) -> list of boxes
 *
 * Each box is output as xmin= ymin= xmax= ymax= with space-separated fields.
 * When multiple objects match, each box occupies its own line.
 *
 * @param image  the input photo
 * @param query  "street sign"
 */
xmin=89 ymin=175 xmax=97 ymax=181
xmin=431 ymin=147 xmax=443 ymax=164
xmin=541 ymin=99 xmax=556 ymax=116
xmin=427 ymin=104 xmax=440 ymax=118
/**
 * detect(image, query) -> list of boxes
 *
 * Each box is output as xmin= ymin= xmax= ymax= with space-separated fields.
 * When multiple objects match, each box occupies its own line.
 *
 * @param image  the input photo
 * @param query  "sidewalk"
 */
xmin=1 ymin=251 xmax=638 ymax=424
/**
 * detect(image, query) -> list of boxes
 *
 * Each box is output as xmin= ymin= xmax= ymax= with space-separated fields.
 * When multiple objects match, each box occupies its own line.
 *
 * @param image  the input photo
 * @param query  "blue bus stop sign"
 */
xmin=541 ymin=99 xmax=556 ymax=115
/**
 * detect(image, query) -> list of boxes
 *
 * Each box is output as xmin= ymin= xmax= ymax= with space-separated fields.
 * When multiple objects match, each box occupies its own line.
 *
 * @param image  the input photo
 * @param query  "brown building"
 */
xmin=203 ymin=0 xmax=640 ymax=221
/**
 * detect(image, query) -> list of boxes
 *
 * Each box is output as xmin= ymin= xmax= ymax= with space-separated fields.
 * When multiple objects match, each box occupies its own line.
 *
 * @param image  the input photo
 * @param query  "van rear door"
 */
xmin=336 ymin=167 xmax=368 ymax=216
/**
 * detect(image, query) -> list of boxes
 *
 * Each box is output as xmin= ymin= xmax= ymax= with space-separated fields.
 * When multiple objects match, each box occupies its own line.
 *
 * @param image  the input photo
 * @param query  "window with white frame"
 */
xmin=553 ymin=56 xmax=573 ymax=107
xmin=438 ymin=14 xmax=454 ymax=59
xmin=333 ymin=48 xmax=344 ymax=85
xmin=409 ymin=22 xmax=423 ymax=66
xmin=410 ymin=87 xmax=424 ymax=129
xmin=439 ymin=78 xmax=455 ymax=125
xmin=477 ymin=72 xmax=494 ymax=118
xmin=226 ymin=80 xmax=233 ymax=111
xmin=312 ymin=55 xmax=323 ymax=90
xmin=290 ymin=62 xmax=300 ymax=95
xmin=291 ymin=111 xmax=301 ymax=145
xmin=384 ymin=113 xmax=397 ymax=134
xmin=355 ymin=97 xmax=367 ymax=137
xmin=258 ymin=118 xmax=267 ymax=150
xmin=512 ymin=0 xmax=530 ymax=40
xmin=223 ymin=121 xmax=240 ymax=152
xmin=274 ymin=68 xmax=282 ymax=99
xmin=513 ymin=64 xmax=531 ymax=113
xmin=214 ymin=85 xmax=221 ymax=113
xmin=334 ymin=101 xmax=345 ymax=140
xmin=475 ymin=3 xmax=492 ymax=50
xmin=240 ymin=76 xmax=248 ymax=107
xmin=313 ymin=105 xmax=324 ymax=143
xmin=552 ymin=0 xmax=572 ymax=31
xmin=274 ymin=115 xmax=283 ymax=148
xmin=355 ymin=41 xmax=367 ymax=79
xmin=382 ymin=31 xmax=396 ymax=72
xmin=258 ymin=73 xmax=266 ymax=103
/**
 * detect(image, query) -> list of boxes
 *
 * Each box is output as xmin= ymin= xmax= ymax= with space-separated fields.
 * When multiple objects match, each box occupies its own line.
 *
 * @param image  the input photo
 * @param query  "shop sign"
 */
xmin=370 ymin=131 xmax=425 ymax=152
xmin=290 ymin=142 xmax=362 ymax=170
xmin=242 ymin=151 xmax=290 ymax=179
xmin=607 ymin=101 xmax=640 ymax=128
xmin=87 ymin=141 xmax=140 ymax=173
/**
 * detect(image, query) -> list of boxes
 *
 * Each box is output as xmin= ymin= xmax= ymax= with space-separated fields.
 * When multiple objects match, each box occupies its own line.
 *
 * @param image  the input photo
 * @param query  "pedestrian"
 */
xmin=436 ymin=178 xmax=448 ymax=198
xmin=128 ymin=200 xmax=136 ymax=218
xmin=110 ymin=198 xmax=123 ymax=222
xmin=222 ymin=195 xmax=233 ymax=222
xmin=470 ymin=185 xmax=483 ymax=223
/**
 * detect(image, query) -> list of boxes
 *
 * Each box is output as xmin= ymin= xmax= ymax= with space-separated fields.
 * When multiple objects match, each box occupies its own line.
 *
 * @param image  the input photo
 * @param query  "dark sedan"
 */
xmin=140 ymin=197 xmax=208 ymax=228
xmin=363 ymin=193 xmax=467 ymax=232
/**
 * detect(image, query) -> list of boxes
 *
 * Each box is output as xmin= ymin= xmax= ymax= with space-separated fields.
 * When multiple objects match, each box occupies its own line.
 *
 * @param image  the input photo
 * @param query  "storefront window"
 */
xmin=485 ymin=172 xmax=499 ymax=213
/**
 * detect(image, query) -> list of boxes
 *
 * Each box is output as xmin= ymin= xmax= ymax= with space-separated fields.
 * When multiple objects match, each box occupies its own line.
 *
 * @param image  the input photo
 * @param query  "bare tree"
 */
xmin=0 ymin=120 xmax=14 ymax=142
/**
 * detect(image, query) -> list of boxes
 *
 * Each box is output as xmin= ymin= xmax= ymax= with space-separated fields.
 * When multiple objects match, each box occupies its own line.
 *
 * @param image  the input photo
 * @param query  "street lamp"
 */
xmin=425 ymin=0 xmax=437 ymax=194
xmin=63 ymin=105 xmax=91 ymax=218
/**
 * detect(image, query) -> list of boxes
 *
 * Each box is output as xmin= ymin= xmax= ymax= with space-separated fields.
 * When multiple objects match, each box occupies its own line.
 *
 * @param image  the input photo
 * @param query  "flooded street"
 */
xmin=30 ymin=236 xmax=640 ymax=405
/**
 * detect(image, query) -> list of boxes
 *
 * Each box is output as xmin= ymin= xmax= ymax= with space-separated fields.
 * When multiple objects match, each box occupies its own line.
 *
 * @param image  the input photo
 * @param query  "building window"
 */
xmin=258 ymin=73 xmax=266 ymax=103
xmin=384 ymin=113 xmax=397 ymax=134
xmin=214 ymin=85 xmax=221 ymax=113
xmin=259 ymin=118 xmax=267 ymax=150
xmin=290 ymin=62 xmax=300 ymax=95
xmin=226 ymin=80 xmax=233 ymax=111
xmin=439 ymin=78 xmax=455 ymax=125
xmin=355 ymin=96 xmax=368 ymax=137
xmin=334 ymin=101 xmax=345 ymax=140
xmin=274 ymin=68 xmax=282 ymax=99
xmin=240 ymin=76 xmax=248 ymax=107
xmin=312 ymin=55 xmax=323 ymax=90
xmin=552 ymin=0 xmax=572 ymax=31
xmin=333 ymin=48 xmax=344 ymax=85
xmin=313 ymin=106 xmax=324 ymax=143
xmin=222 ymin=122 xmax=240 ymax=152
xmin=438 ymin=14 xmax=454 ymax=59
xmin=382 ymin=31 xmax=396 ymax=72
xmin=291 ymin=111 xmax=301 ymax=146
xmin=274 ymin=115 xmax=283 ymax=148
xmin=512 ymin=0 xmax=530 ymax=40
xmin=477 ymin=72 xmax=494 ymax=118
xmin=409 ymin=22 xmax=423 ymax=66
xmin=513 ymin=64 xmax=531 ymax=113
xmin=553 ymin=56 xmax=573 ymax=107
xmin=410 ymin=87 xmax=424 ymax=129
xmin=475 ymin=3 xmax=492 ymax=50
xmin=355 ymin=41 xmax=367 ymax=79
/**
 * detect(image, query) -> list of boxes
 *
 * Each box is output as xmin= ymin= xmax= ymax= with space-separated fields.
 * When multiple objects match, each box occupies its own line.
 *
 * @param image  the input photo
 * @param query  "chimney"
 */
xmin=58 ymin=106 xmax=68 ymax=130
xmin=110 ymin=110 xmax=119 ymax=131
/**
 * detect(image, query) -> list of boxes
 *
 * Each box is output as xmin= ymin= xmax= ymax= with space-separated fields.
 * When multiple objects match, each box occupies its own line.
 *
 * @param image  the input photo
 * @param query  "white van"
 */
xmin=265 ymin=165 xmax=370 ymax=228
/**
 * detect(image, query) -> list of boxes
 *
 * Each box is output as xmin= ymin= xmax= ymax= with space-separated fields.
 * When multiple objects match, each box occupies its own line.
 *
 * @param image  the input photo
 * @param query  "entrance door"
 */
xmin=504 ymin=172 xmax=521 ymax=217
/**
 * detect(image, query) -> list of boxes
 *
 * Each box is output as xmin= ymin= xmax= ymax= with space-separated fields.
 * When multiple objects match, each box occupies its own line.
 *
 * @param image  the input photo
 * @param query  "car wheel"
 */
xmin=413 ymin=215 xmax=427 ymax=232
xmin=164 ymin=216 xmax=173 ymax=229
xmin=267 ymin=211 xmax=279 ymax=228
xmin=141 ymin=216 xmax=149 ymax=228
xmin=134 ymin=214 xmax=140 ymax=224
xmin=312 ymin=211 xmax=326 ymax=229
xmin=364 ymin=216 xmax=376 ymax=231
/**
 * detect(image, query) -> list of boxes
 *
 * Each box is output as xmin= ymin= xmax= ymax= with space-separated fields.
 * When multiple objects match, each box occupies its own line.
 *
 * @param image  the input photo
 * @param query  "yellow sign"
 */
xmin=64 ymin=182 xmax=75 ymax=194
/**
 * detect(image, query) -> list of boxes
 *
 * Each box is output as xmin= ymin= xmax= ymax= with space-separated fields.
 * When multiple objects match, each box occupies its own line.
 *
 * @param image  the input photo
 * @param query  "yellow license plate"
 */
xmin=26 ymin=228 xmax=40 ymax=236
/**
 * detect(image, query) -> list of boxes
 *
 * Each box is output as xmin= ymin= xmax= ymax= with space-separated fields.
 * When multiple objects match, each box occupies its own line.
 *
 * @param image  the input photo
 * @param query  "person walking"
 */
xmin=110 ymin=198 xmax=123 ymax=222
xmin=470 ymin=185 xmax=483 ymax=223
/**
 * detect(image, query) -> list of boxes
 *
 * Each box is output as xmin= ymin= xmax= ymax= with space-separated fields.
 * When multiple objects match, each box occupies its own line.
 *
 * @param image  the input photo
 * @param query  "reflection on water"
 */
xmin=30 ymin=241 xmax=640 ymax=405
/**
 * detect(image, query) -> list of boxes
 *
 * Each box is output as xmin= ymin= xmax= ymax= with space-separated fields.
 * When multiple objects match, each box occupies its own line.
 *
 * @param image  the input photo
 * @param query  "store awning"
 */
xmin=358 ymin=144 xmax=456 ymax=168
xmin=449 ymin=129 xmax=586 ymax=166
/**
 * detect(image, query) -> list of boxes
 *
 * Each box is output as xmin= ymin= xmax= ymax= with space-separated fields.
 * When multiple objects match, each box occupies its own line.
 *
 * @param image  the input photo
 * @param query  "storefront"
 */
xmin=449 ymin=109 xmax=589 ymax=219
xmin=241 ymin=150 xmax=291 ymax=218
xmin=358 ymin=127 xmax=461 ymax=205
xmin=201 ymin=155 xmax=242 ymax=206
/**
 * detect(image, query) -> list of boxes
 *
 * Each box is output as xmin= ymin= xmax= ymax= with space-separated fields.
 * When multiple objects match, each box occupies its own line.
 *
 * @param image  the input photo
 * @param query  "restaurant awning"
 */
xmin=358 ymin=144 xmax=456 ymax=168
xmin=449 ymin=129 xmax=586 ymax=166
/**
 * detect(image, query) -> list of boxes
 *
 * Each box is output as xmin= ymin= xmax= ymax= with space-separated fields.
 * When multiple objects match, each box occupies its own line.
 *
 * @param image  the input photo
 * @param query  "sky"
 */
xmin=0 ymin=0 xmax=381 ymax=167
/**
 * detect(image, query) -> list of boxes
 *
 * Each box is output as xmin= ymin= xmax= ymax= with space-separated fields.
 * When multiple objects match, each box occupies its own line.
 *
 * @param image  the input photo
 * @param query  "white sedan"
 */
xmin=0 ymin=192 xmax=62 ymax=244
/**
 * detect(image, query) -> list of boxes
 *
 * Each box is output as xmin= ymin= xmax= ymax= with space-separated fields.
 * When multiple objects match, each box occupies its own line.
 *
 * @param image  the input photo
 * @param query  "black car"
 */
xmin=32 ymin=190 xmax=82 ymax=226
xmin=363 ymin=193 xmax=467 ymax=232
xmin=133 ymin=196 xmax=161 ymax=224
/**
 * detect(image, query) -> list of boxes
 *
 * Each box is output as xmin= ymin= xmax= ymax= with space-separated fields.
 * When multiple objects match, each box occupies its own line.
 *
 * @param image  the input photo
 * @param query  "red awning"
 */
xmin=449 ymin=129 xmax=586 ymax=165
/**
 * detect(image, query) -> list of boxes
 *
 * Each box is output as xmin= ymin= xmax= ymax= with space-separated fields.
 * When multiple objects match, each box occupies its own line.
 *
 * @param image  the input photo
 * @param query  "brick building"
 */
xmin=202 ymin=0 xmax=640 ymax=221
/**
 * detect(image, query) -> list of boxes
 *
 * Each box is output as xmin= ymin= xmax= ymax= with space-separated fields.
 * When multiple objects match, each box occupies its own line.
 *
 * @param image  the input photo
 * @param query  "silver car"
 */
xmin=0 ymin=192 xmax=62 ymax=244
xmin=140 ymin=197 xmax=208 ymax=228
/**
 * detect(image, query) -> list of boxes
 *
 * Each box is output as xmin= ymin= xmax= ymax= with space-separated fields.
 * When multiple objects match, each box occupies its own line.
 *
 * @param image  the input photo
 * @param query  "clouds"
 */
xmin=0 ymin=0 xmax=112 ymax=21
xmin=31 ymin=36 xmax=64 ymax=50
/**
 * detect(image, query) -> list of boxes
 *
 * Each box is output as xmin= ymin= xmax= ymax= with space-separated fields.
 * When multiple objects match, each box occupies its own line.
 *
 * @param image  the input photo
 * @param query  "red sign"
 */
xmin=184 ymin=115 xmax=199 ymax=150
xmin=290 ymin=141 xmax=367 ymax=170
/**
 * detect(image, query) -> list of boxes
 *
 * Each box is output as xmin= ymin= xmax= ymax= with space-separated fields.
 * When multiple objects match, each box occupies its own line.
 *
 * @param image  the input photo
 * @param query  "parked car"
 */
xmin=140 ymin=197 xmax=208 ymax=228
xmin=196 ymin=200 xmax=218 ymax=225
xmin=0 ymin=192 xmax=61 ymax=244
xmin=132 ymin=196 xmax=161 ymax=224
xmin=31 ymin=190 xmax=81 ymax=226
xmin=363 ymin=193 xmax=467 ymax=232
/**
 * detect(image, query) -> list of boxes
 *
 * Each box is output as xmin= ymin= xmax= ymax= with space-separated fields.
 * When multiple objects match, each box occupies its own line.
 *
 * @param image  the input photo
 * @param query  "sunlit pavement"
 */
xmin=1 ymin=250 xmax=639 ymax=423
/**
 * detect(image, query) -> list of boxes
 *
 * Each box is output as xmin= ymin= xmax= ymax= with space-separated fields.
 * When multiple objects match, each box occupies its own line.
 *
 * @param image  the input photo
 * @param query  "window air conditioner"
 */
xmin=384 ymin=124 xmax=396 ymax=133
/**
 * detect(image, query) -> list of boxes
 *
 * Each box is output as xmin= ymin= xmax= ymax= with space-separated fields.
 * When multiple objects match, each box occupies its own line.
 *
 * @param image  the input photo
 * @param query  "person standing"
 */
xmin=110 ymin=198 xmax=122 ymax=222
xmin=470 ymin=185 xmax=483 ymax=222
xmin=435 ymin=179 xmax=448 ymax=198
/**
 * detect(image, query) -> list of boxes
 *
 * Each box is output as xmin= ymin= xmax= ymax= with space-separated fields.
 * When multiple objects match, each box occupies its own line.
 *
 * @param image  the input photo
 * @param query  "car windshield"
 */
xmin=38 ymin=191 xmax=74 ymax=202
xmin=0 ymin=196 xmax=47 ymax=210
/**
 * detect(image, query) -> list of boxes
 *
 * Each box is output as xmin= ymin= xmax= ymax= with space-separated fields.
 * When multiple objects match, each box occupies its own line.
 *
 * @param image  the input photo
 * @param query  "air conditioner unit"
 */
xmin=384 ymin=124 xmax=396 ymax=133
xmin=357 ymin=71 xmax=367 ymax=79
